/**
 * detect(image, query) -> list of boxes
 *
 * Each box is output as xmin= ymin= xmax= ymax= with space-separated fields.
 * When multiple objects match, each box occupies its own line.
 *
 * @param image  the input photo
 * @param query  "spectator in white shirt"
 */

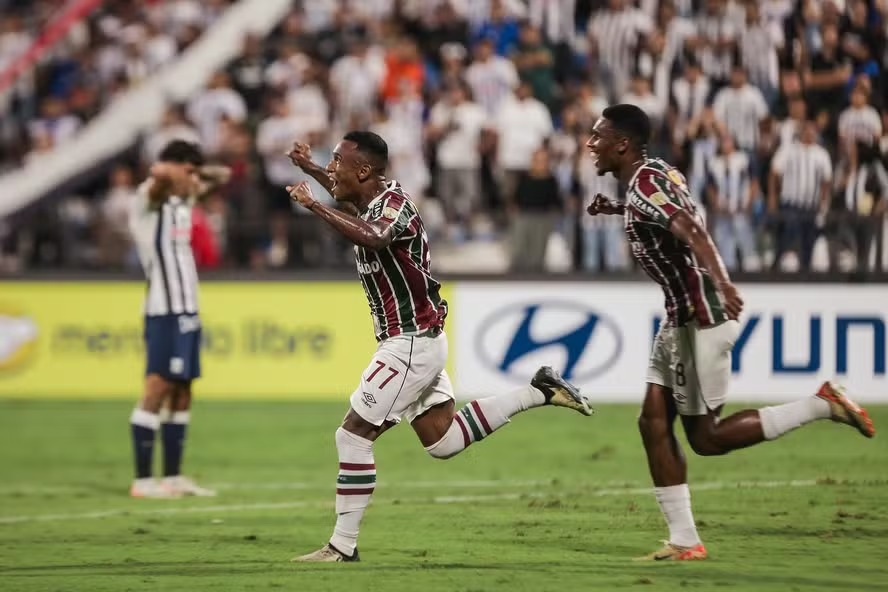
xmin=142 ymin=104 xmax=202 ymax=165
xmin=97 ymin=165 xmax=138 ymax=268
xmin=286 ymin=62 xmax=330 ymax=133
xmin=28 ymin=97 xmax=81 ymax=148
xmin=669 ymin=59 xmax=710 ymax=148
xmin=777 ymin=96 xmax=807 ymax=146
xmin=494 ymin=81 xmax=554 ymax=205
xmin=838 ymin=86 xmax=883 ymax=148
xmin=370 ymin=103 xmax=431 ymax=204
xmin=264 ymin=42 xmax=311 ymax=93
xmin=427 ymin=82 xmax=490 ymax=227
xmin=705 ymin=133 xmax=761 ymax=270
xmin=465 ymin=38 xmax=519 ymax=117
xmin=187 ymin=71 xmax=247 ymax=155
xmin=588 ymin=0 xmax=653 ymax=102
xmin=621 ymin=74 xmax=665 ymax=131
xmin=143 ymin=20 xmax=177 ymax=72
xmin=740 ymin=0 xmax=780 ymax=106
xmin=657 ymin=0 xmax=696 ymax=75
xmin=687 ymin=0 xmax=738 ymax=88
xmin=329 ymin=38 xmax=386 ymax=131
xmin=712 ymin=65 xmax=768 ymax=153
xmin=256 ymin=95 xmax=321 ymax=212
xmin=768 ymin=121 xmax=833 ymax=271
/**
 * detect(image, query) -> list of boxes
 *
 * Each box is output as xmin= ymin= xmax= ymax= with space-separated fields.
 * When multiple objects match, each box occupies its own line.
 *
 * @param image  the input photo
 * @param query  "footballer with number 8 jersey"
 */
xmin=585 ymin=104 xmax=875 ymax=561
xmin=285 ymin=131 xmax=592 ymax=563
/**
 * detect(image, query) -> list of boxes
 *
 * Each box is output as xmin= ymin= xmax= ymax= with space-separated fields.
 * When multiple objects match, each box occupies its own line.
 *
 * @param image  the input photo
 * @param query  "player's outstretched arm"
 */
xmin=669 ymin=210 xmax=744 ymax=320
xmin=286 ymin=141 xmax=335 ymax=197
xmin=586 ymin=193 xmax=625 ymax=216
xmin=287 ymin=181 xmax=394 ymax=250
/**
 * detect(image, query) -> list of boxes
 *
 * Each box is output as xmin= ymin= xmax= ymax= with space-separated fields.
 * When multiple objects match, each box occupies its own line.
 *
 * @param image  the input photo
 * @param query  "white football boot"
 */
xmin=161 ymin=475 xmax=217 ymax=497
xmin=130 ymin=478 xmax=182 ymax=499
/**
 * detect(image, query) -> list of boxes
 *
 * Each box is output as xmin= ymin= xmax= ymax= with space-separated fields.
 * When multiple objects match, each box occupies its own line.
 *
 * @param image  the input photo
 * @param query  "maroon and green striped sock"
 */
xmin=330 ymin=427 xmax=375 ymax=555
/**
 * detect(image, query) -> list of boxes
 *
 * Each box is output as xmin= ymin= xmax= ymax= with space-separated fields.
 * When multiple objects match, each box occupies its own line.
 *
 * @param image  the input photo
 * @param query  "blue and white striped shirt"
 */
xmin=706 ymin=151 xmax=752 ymax=213
xmin=129 ymin=181 xmax=200 ymax=316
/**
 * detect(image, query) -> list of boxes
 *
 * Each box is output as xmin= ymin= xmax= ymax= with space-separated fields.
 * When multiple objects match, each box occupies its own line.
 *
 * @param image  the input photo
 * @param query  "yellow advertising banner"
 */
xmin=0 ymin=282 xmax=453 ymax=399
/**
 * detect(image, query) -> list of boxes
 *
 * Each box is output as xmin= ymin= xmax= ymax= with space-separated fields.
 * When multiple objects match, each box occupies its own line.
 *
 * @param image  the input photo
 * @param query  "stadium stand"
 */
xmin=0 ymin=0 xmax=885 ymax=274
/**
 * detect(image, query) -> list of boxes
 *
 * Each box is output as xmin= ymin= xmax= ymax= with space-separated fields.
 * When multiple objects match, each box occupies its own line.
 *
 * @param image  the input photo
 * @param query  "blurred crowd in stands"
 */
xmin=0 ymin=0 xmax=886 ymax=274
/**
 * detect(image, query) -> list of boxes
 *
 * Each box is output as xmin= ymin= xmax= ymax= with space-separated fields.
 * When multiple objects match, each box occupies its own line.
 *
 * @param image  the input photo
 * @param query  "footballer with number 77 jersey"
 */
xmin=285 ymin=130 xmax=593 ymax=563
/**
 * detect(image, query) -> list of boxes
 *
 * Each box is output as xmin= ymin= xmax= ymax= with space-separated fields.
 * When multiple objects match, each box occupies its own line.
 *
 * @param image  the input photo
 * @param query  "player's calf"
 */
xmin=423 ymin=367 xmax=591 ymax=460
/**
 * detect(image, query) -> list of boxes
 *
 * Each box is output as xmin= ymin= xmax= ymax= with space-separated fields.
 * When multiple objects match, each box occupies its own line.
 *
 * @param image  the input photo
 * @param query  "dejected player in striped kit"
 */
xmin=127 ymin=140 xmax=230 ymax=498
xmin=285 ymin=131 xmax=592 ymax=562
xmin=586 ymin=104 xmax=875 ymax=561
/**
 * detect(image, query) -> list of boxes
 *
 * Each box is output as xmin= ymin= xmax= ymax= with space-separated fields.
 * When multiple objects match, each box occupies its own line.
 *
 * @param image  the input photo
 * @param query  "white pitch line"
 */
xmin=431 ymin=479 xmax=818 ymax=503
xmin=0 ymin=479 xmax=566 ymax=495
xmin=211 ymin=479 xmax=555 ymax=491
xmin=0 ymin=479 xmax=821 ymax=525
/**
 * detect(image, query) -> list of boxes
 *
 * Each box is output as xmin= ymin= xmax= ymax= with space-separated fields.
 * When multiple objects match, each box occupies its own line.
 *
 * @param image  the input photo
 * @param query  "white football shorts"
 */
xmin=350 ymin=331 xmax=454 ymax=426
xmin=646 ymin=319 xmax=740 ymax=416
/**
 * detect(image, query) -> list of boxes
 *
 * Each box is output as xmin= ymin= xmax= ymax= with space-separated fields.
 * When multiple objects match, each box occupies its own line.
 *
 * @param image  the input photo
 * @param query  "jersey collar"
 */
xmin=364 ymin=180 xmax=399 ymax=211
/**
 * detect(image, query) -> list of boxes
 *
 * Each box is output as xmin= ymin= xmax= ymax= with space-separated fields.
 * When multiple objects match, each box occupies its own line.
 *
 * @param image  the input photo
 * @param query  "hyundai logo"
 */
xmin=475 ymin=302 xmax=622 ymax=382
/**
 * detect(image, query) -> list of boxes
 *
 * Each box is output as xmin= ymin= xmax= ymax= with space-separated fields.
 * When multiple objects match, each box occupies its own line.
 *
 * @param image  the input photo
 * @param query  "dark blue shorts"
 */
xmin=144 ymin=314 xmax=202 ymax=381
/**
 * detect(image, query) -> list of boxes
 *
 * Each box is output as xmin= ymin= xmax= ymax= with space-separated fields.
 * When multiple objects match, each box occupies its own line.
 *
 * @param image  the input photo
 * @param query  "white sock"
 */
xmin=654 ymin=484 xmax=701 ymax=548
xmin=425 ymin=387 xmax=545 ymax=459
xmin=329 ymin=427 xmax=375 ymax=556
xmin=130 ymin=408 xmax=160 ymax=430
xmin=759 ymin=396 xmax=831 ymax=440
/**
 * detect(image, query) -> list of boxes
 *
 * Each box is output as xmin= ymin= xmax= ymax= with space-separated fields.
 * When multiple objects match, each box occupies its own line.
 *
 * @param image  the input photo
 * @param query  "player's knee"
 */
xmin=141 ymin=375 xmax=173 ymax=411
xmin=335 ymin=426 xmax=373 ymax=455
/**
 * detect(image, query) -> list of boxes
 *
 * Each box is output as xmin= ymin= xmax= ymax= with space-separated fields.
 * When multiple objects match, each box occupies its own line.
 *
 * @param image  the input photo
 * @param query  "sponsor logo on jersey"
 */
xmin=369 ymin=201 xmax=384 ymax=219
xmin=631 ymin=198 xmax=663 ymax=219
xmin=357 ymin=260 xmax=382 ymax=274
xmin=475 ymin=301 xmax=622 ymax=382
xmin=178 ymin=315 xmax=201 ymax=334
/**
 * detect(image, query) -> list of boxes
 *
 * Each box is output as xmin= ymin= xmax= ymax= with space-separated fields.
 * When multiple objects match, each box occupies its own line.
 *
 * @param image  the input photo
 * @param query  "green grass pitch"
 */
xmin=1 ymin=400 xmax=887 ymax=591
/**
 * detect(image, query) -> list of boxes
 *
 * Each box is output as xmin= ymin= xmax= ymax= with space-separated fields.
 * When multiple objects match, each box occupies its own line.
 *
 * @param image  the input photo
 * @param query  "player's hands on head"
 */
xmin=287 ymin=181 xmax=317 ymax=210
xmin=586 ymin=193 xmax=619 ymax=216
xmin=150 ymin=162 xmax=174 ymax=180
xmin=198 ymin=164 xmax=232 ymax=184
xmin=718 ymin=281 xmax=744 ymax=320
xmin=287 ymin=141 xmax=313 ymax=169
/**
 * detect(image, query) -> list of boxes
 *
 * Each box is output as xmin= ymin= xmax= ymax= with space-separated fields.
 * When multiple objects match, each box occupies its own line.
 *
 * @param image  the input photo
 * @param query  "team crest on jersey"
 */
xmin=382 ymin=206 xmax=399 ymax=220
xmin=667 ymin=170 xmax=687 ymax=188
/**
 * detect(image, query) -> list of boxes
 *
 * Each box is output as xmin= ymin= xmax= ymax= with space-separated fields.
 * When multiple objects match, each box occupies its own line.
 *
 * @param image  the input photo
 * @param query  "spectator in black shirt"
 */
xmin=227 ymin=34 xmax=269 ymax=113
xmin=508 ymin=147 xmax=563 ymax=272
xmin=840 ymin=0 xmax=885 ymax=73
xmin=804 ymin=23 xmax=853 ymax=127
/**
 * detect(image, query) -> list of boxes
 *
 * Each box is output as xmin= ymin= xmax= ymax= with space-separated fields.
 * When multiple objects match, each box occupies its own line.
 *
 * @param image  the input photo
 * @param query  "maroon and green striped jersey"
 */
xmin=356 ymin=181 xmax=448 ymax=341
xmin=624 ymin=158 xmax=728 ymax=328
